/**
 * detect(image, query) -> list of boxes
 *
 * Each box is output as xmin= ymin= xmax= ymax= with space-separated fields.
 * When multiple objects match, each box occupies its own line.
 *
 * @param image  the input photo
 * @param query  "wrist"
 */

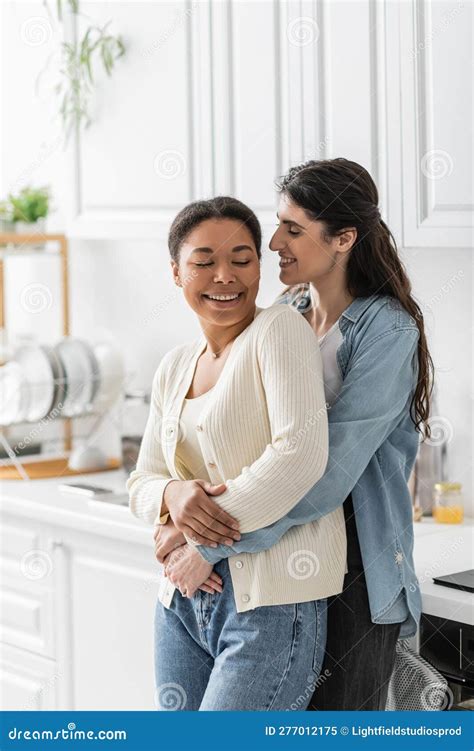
xmin=162 ymin=479 xmax=179 ymax=513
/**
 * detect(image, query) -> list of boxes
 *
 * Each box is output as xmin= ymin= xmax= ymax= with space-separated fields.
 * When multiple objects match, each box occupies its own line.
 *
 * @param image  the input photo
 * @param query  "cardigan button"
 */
xmin=235 ymin=560 xmax=243 ymax=569
xmin=196 ymin=424 xmax=203 ymax=431
xmin=241 ymin=594 xmax=250 ymax=603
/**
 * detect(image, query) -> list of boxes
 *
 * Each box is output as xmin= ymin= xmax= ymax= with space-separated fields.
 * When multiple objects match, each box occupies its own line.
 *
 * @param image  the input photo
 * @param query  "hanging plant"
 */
xmin=40 ymin=0 xmax=125 ymax=140
xmin=56 ymin=23 xmax=125 ymax=138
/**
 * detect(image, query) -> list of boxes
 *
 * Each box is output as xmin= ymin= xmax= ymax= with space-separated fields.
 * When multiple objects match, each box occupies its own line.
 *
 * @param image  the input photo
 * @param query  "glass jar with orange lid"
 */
xmin=433 ymin=482 xmax=464 ymax=524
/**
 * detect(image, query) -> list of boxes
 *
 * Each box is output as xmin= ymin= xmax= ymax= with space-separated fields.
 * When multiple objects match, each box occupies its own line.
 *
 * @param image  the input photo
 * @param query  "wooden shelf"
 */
xmin=0 ymin=456 xmax=121 ymax=480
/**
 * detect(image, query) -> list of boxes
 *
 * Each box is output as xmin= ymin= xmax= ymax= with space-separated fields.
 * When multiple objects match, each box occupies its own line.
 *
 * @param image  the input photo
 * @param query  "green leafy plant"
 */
xmin=8 ymin=186 xmax=51 ymax=224
xmin=40 ymin=1 xmax=125 ymax=139
xmin=57 ymin=23 xmax=125 ymax=137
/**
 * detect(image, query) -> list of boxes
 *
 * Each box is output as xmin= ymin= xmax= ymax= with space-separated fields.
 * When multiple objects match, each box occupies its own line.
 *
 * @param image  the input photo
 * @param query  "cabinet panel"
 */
xmin=0 ymin=643 xmax=59 ymax=710
xmin=67 ymin=544 xmax=159 ymax=710
xmin=0 ymin=520 xmax=55 ymax=657
xmin=0 ymin=587 xmax=54 ymax=657
xmin=77 ymin=2 xmax=193 ymax=225
xmin=231 ymin=1 xmax=280 ymax=210
xmin=399 ymin=0 xmax=473 ymax=247
xmin=0 ymin=521 xmax=42 ymax=564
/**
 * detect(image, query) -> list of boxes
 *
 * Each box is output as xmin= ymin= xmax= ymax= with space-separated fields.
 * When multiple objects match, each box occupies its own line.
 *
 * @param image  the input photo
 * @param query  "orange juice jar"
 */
xmin=433 ymin=482 xmax=464 ymax=524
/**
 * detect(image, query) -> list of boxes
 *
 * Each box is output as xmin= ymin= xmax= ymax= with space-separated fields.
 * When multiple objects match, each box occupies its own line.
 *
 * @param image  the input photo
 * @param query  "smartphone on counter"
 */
xmin=58 ymin=482 xmax=114 ymax=498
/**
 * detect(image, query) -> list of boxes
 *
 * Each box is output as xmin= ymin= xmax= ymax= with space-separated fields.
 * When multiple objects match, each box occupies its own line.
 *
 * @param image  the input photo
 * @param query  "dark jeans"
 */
xmin=308 ymin=495 xmax=401 ymax=710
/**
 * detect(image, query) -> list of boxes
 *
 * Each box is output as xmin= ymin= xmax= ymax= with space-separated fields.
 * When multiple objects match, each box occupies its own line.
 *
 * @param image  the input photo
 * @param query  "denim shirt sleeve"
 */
xmin=197 ymin=326 xmax=419 ymax=564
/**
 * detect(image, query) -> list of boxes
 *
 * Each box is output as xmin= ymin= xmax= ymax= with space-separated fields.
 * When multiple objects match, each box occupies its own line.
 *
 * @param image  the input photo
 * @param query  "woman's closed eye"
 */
xmin=275 ymin=221 xmax=301 ymax=236
xmin=194 ymin=261 xmax=251 ymax=267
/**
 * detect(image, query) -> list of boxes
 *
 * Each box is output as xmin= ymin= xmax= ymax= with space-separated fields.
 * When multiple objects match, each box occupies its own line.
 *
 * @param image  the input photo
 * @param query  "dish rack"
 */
xmin=0 ymin=231 xmax=122 ymax=479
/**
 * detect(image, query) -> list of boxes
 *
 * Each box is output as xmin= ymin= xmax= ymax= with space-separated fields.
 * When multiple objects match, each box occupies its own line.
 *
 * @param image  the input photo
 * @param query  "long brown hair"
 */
xmin=277 ymin=157 xmax=433 ymax=437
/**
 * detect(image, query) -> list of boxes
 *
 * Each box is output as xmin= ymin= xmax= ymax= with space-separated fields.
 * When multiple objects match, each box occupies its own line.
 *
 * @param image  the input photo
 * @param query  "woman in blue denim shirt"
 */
xmin=156 ymin=158 xmax=433 ymax=710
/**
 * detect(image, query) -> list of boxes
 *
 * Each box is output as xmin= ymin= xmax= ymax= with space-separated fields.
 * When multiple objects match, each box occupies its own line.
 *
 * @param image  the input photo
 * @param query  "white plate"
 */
xmin=55 ymin=338 xmax=99 ymax=416
xmin=92 ymin=342 xmax=124 ymax=409
xmin=0 ymin=361 xmax=28 ymax=425
xmin=13 ymin=345 xmax=55 ymax=422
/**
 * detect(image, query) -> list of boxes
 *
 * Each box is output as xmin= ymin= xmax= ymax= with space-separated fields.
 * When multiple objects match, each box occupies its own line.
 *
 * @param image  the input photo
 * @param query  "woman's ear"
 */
xmin=337 ymin=228 xmax=357 ymax=255
xmin=171 ymin=260 xmax=181 ymax=287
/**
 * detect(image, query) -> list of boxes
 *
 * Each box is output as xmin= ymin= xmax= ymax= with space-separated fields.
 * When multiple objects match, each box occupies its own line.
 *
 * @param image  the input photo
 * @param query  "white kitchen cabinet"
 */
xmin=0 ymin=643 xmax=58 ymax=711
xmin=62 ymin=531 xmax=158 ymax=710
xmin=0 ymin=471 xmax=161 ymax=710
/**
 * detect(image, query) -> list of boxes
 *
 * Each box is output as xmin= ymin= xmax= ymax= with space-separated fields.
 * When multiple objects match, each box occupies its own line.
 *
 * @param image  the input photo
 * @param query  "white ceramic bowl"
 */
xmin=55 ymin=338 xmax=100 ymax=417
xmin=13 ymin=345 xmax=56 ymax=422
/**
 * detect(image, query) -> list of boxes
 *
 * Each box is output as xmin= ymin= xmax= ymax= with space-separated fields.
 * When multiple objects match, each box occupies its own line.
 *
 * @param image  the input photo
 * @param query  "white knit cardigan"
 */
xmin=127 ymin=305 xmax=346 ymax=611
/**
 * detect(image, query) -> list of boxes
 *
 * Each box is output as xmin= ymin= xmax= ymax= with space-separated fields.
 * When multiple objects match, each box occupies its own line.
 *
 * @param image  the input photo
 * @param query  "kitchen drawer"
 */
xmin=0 ymin=519 xmax=53 ymax=590
xmin=0 ymin=520 xmax=41 ymax=561
xmin=0 ymin=641 xmax=59 ymax=710
xmin=0 ymin=518 xmax=55 ymax=656
xmin=0 ymin=580 xmax=55 ymax=658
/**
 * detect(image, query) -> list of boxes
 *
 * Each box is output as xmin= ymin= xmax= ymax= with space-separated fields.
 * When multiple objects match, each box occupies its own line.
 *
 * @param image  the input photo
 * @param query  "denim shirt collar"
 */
xmin=340 ymin=294 xmax=380 ymax=324
xmin=279 ymin=286 xmax=382 ymax=378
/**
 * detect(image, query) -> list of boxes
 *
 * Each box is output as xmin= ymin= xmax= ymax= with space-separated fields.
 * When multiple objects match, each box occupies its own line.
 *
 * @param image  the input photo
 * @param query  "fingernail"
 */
xmin=211 ymin=542 xmax=218 ymax=548
xmin=225 ymin=539 xmax=233 ymax=546
xmin=234 ymin=533 xmax=241 ymax=540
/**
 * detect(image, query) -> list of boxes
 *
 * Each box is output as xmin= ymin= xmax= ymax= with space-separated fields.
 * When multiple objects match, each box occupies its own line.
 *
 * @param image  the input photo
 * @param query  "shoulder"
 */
xmin=249 ymin=304 xmax=316 ymax=356
xmin=350 ymin=295 xmax=419 ymax=342
xmin=252 ymin=303 xmax=311 ymax=333
xmin=344 ymin=297 xmax=419 ymax=370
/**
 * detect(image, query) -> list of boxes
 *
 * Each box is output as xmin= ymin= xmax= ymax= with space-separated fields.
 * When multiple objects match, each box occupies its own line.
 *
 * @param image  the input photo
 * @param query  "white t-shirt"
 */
xmin=175 ymin=388 xmax=215 ymax=482
xmin=318 ymin=319 xmax=343 ymax=406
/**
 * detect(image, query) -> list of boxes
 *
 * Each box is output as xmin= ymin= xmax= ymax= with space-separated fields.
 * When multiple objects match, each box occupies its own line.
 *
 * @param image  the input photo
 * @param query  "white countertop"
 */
xmin=413 ymin=517 xmax=474 ymax=625
xmin=1 ymin=470 xmax=473 ymax=624
xmin=0 ymin=468 xmax=152 ymax=546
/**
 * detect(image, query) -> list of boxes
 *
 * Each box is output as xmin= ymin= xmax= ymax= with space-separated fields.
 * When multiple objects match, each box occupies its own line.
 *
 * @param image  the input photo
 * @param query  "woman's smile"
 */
xmin=201 ymin=291 xmax=244 ymax=308
xmin=279 ymin=254 xmax=297 ymax=267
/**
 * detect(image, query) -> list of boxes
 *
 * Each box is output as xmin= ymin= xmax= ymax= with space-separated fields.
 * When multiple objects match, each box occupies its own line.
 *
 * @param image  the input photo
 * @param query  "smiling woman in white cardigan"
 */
xmin=126 ymin=196 xmax=346 ymax=711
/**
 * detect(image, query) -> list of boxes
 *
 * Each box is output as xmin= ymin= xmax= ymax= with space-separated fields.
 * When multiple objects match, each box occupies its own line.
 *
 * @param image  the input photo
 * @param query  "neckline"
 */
xmin=179 ymin=305 xmax=263 ymax=415
xmin=184 ymin=385 xmax=215 ymax=401
xmin=318 ymin=318 xmax=341 ymax=344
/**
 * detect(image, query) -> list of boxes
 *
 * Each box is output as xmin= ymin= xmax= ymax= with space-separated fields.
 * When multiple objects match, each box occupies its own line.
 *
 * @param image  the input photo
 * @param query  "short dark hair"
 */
xmin=168 ymin=196 xmax=262 ymax=262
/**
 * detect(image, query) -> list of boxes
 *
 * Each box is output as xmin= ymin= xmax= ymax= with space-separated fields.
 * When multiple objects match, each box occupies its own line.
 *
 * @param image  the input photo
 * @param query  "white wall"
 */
xmin=1 ymin=1 xmax=472 ymax=508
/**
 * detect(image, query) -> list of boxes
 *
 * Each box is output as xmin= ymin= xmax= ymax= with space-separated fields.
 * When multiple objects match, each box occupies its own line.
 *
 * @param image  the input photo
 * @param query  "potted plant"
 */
xmin=9 ymin=186 xmax=51 ymax=235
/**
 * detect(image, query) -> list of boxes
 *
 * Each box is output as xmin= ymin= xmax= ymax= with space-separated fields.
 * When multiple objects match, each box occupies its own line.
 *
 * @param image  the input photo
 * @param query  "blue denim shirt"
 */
xmin=198 ymin=289 xmax=422 ymax=638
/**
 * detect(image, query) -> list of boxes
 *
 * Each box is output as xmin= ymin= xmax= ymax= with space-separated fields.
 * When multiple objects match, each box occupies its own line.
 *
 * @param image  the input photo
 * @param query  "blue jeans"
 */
xmin=154 ymin=558 xmax=327 ymax=711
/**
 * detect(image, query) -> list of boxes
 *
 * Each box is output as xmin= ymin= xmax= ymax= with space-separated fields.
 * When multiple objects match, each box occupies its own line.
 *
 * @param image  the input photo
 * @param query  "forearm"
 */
xmin=210 ymin=439 xmax=327 ymax=533
xmin=198 ymin=451 xmax=350 ymax=563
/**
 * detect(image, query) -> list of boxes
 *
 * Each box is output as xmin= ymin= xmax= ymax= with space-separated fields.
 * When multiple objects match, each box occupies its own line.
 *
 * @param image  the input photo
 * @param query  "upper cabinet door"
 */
xmin=398 ymin=0 xmax=473 ymax=248
xmin=75 ymin=1 xmax=197 ymax=237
